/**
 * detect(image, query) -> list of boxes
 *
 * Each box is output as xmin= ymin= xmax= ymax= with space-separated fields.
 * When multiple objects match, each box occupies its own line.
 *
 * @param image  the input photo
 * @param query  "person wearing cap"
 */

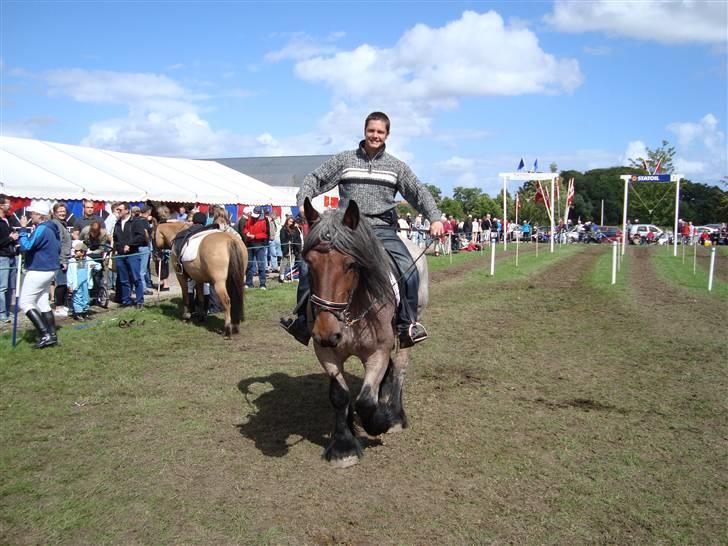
xmin=242 ymin=206 xmax=270 ymax=290
xmin=281 ymin=111 xmax=444 ymax=348
xmin=16 ymin=201 xmax=62 ymax=348
xmin=67 ymin=241 xmax=101 ymax=321
xmin=112 ymin=202 xmax=149 ymax=309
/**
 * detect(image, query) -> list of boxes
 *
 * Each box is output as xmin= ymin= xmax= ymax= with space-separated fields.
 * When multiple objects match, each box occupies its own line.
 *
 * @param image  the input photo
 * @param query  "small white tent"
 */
xmin=0 ymin=136 xmax=295 ymax=206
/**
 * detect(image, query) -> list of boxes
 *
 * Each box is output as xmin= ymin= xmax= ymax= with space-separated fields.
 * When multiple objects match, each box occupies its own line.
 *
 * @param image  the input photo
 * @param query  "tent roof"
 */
xmin=0 ymin=136 xmax=295 ymax=206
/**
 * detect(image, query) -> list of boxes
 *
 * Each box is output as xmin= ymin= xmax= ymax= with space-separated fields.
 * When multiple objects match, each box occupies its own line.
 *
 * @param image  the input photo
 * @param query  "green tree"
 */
xmin=550 ymin=162 xmax=559 ymax=173
xmin=452 ymin=186 xmax=482 ymax=215
xmin=439 ymin=197 xmax=464 ymax=219
xmin=628 ymin=140 xmax=676 ymax=174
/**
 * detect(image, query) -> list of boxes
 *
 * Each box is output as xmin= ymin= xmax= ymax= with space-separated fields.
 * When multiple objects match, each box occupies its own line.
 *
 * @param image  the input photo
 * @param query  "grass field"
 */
xmin=1 ymin=245 xmax=726 ymax=544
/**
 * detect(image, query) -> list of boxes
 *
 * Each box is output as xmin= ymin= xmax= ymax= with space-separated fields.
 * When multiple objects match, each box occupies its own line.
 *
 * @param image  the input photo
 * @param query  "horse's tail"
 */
xmin=227 ymin=239 xmax=245 ymax=323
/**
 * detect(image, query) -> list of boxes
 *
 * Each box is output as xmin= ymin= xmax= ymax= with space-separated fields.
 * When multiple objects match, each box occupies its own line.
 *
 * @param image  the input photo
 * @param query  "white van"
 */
xmin=629 ymin=224 xmax=664 ymax=243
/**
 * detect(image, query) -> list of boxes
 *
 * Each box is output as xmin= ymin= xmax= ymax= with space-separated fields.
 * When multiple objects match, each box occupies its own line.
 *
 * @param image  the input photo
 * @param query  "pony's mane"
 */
xmin=303 ymin=209 xmax=394 ymax=305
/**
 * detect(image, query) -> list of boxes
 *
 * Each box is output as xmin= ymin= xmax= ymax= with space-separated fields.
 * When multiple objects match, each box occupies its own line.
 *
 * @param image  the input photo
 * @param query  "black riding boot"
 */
xmin=203 ymin=294 xmax=210 ymax=316
xmin=280 ymin=261 xmax=311 ymax=346
xmin=188 ymin=291 xmax=197 ymax=316
xmin=41 ymin=310 xmax=59 ymax=347
xmin=26 ymin=309 xmax=57 ymax=349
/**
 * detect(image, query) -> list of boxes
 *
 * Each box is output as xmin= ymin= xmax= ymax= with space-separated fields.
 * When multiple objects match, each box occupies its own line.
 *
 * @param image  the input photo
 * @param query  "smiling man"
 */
xmin=281 ymin=111 xmax=444 ymax=348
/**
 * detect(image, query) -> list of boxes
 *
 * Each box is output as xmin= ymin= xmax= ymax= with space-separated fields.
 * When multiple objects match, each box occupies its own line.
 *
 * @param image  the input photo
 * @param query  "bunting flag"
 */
xmin=517 ymin=157 xmax=525 ymax=171
xmin=566 ymin=178 xmax=575 ymax=207
xmin=556 ymin=178 xmax=561 ymax=203
xmin=533 ymin=158 xmax=539 ymax=172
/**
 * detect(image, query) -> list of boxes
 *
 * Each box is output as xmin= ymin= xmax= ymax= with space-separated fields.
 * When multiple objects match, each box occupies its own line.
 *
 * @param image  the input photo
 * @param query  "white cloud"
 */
xmin=667 ymin=113 xmax=723 ymax=151
xmin=295 ymin=11 xmax=582 ymax=102
xmin=265 ymin=32 xmax=343 ymax=62
xmin=623 ymin=140 xmax=648 ymax=163
xmin=545 ymin=1 xmax=728 ymax=45
xmin=667 ymin=113 xmax=726 ymax=181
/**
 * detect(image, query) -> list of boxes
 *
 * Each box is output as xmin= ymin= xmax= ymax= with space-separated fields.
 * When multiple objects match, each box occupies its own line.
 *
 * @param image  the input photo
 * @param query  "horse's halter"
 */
xmin=306 ymin=243 xmax=369 ymax=327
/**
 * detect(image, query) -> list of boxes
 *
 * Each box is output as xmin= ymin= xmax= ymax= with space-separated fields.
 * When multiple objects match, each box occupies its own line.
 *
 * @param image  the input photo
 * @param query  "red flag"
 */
xmin=535 ymin=180 xmax=550 ymax=210
xmin=515 ymin=192 xmax=520 ymax=210
xmin=653 ymin=158 xmax=662 ymax=174
xmin=566 ymin=178 xmax=575 ymax=207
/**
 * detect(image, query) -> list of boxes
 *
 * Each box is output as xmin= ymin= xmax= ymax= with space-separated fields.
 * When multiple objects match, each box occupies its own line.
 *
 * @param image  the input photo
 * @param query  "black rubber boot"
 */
xmin=41 ymin=311 xmax=59 ymax=347
xmin=26 ymin=309 xmax=56 ymax=349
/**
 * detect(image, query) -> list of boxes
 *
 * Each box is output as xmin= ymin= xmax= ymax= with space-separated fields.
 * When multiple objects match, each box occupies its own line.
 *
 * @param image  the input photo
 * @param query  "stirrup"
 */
xmin=398 ymin=322 xmax=428 ymax=349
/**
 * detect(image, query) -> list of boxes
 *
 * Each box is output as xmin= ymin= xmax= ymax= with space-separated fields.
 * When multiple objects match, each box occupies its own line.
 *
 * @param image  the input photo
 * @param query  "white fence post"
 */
xmin=612 ymin=241 xmax=617 ymax=285
xmin=490 ymin=240 xmax=496 ymax=277
xmin=708 ymin=247 xmax=716 ymax=291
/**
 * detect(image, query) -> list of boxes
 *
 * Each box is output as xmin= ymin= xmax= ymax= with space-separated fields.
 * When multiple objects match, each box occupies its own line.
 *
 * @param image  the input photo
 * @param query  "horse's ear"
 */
xmin=342 ymin=200 xmax=360 ymax=230
xmin=303 ymin=197 xmax=320 ymax=225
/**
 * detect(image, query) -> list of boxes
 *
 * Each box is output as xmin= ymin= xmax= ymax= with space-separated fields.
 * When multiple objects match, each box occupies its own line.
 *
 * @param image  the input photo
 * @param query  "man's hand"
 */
xmin=9 ymin=231 xmax=19 ymax=241
xmin=429 ymin=220 xmax=444 ymax=237
xmin=123 ymin=244 xmax=130 ymax=253
xmin=19 ymin=216 xmax=29 ymax=228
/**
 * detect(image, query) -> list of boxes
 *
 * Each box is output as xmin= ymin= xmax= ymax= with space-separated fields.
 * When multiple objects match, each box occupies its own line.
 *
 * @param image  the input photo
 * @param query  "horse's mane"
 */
xmin=303 ymin=209 xmax=395 ymax=306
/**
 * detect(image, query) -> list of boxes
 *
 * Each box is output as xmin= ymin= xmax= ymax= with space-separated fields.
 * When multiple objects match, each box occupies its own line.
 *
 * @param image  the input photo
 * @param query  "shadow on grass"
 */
xmin=156 ymin=298 xmax=229 ymax=336
xmin=235 ymin=371 xmax=367 ymax=458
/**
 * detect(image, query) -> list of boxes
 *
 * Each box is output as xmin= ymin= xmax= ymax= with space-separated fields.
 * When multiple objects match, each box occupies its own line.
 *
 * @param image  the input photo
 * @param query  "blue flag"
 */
xmin=517 ymin=157 xmax=525 ymax=171
xmin=533 ymin=158 xmax=539 ymax=172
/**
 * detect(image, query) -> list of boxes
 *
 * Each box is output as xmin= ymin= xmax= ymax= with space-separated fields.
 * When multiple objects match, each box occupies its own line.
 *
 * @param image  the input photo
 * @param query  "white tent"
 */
xmin=0 ymin=136 xmax=295 ymax=206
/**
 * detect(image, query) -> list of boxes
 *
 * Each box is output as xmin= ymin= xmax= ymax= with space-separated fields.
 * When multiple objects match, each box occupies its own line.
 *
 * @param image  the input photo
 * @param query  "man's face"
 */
xmin=30 ymin=212 xmax=42 ymax=225
xmin=364 ymin=119 xmax=388 ymax=153
xmin=84 ymin=202 xmax=95 ymax=216
xmin=0 ymin=199 xmax=8 ymax=216
xmin=116 ymin=205 xmax=128 ymax=219
xmin=54 ymin=207 xmax=67 ymax=221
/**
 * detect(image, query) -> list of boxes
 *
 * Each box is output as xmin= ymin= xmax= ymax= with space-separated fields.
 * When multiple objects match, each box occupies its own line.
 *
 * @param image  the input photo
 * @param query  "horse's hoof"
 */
xmin=387 ymin=423 xmax=405 ymax=434
xmin=328 ymin=455 xmax=359 ymax=469
xmin=182 ymin=312 xmax=192 ymax=321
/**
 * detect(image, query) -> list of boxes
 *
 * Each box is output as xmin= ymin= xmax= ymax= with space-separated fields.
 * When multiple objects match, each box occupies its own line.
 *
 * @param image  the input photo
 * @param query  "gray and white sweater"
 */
xmin=297 ymin=141 xmax=442 ymax=228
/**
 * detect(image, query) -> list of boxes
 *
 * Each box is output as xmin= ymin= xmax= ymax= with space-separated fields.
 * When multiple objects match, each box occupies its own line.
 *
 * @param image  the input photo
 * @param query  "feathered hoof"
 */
xmin=387 ymin=423 xmax=405 ymax=434
xmin=182 ymin=312 xmax=192 ymax=322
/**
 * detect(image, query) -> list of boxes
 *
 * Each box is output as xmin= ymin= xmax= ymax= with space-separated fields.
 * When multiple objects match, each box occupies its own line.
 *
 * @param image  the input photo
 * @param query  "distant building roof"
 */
xmin=209 ymin=155 xmax=332 ymax=188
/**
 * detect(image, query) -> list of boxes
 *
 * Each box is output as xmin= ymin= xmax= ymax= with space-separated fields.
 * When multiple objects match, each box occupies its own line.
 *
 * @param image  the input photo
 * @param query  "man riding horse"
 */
xmin=281 ymin=111 xmax=444 ymax=348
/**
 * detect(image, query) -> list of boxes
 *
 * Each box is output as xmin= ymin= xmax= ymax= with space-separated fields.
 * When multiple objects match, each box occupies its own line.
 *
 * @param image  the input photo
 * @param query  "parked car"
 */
xmin=629 ymin=224 xmax=664 ymax=244
xmin=598 ymin=226 xmax=622 ymax=243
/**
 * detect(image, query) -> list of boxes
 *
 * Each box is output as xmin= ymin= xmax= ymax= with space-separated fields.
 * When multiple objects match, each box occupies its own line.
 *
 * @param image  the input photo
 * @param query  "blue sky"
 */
xmin=2 ymin=1 xmax=726 ymax=196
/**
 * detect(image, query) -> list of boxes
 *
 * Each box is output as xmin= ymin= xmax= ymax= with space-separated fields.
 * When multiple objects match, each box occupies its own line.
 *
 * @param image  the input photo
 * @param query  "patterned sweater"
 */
xmin=297 ymin=141 xmax=442 ymax=227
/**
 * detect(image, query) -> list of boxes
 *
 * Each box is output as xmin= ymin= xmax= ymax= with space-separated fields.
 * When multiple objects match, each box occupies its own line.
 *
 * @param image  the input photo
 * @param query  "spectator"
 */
xmin=50 ymin=202 xmax=72 ymax=318
xmin=278 ymin=216 xmax=303 ymax=283
xmin=73 ymin=199 xmax=101 ymax=231
xmin=16 ymin=201 xmax=61 ymax=348
xmin=521 ymin=220 xmax=531 ymax=243
xmin=267 ymin=209 xmax=282 ymax=273
xmin=138 ymin=205 xmax=154 ymax=293
xmin=0 ymin=196 xmax=17 ymax=324
xmin=471 ymin=216 xmax=481 ymax=244
xmin=67 ymin=241 xmax=101 ymax=321
xmin=243 ymin=206 xmax=269 ymax=290
xmin=176 ymin=206 xmax=189 ymax=222
xmin=236 ymin=207 xmax=251 ymax=238
xmin=213 ymin=208 xmax=242 ymax=240
xmin=154 ymin=206 xmax=171 ymax=291
xmin=80 ymin=220 xmax=111 ymax=304
xmin=112 ymin=202 xmax=148 ymax=309
xmin=482 ymin=214 xmax=493 ymax=243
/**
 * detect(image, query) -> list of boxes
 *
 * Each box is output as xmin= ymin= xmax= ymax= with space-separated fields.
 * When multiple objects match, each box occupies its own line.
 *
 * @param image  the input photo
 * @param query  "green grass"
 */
xmin=1 ymin=248 xmax=726 ymax=545
xmin=650 ymin=249 xmax=728 ymax=299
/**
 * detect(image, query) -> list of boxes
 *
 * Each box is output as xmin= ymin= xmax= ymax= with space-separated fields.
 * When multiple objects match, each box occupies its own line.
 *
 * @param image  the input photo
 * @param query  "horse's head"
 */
xmin=303 ymin=198 xmax=360 ymax=347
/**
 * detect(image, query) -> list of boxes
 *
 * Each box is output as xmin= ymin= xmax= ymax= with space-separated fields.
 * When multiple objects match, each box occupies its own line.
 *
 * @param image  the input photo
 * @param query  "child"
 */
xmin=67 ymin=241 xmax=101 ymax=321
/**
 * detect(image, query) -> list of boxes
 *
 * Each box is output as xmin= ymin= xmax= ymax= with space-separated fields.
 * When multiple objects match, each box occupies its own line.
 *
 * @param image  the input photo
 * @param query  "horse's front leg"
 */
xmin=355 ymin=349 xmax=394 ymax=436
xmin=379 ymin=349 xmax=410 ymax=433
xmin=316 ymin=351 xmax=361 ymax=468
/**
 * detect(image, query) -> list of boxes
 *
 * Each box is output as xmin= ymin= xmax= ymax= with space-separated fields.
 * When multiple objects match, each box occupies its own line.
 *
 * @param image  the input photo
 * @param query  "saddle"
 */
xmin=173 ymin=223 xmax=219 ymax=274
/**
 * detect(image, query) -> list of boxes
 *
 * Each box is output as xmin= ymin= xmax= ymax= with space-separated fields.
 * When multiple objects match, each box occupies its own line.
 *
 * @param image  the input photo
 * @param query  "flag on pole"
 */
xmin=515 ymin=191 xmax=520 ymax=211
xmin=533 ymin=158 xmax=538 ymax=172
xmin=653 ymin=157 xmax=662 ymax=174
xmin=535 ymin=180 xmax=551 ymax=210
xmin=517 ymin=157 xmax=525 ymax=171
xmin=642 ymin=159 xmax=650 ymax=173
xmin=566 ymin=178 xmax=575 ymax=207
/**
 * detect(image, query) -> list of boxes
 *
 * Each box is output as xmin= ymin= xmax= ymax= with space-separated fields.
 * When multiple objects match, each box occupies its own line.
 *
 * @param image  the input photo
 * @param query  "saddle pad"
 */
xmin=180 ymin=231 xmax=216 ymax=263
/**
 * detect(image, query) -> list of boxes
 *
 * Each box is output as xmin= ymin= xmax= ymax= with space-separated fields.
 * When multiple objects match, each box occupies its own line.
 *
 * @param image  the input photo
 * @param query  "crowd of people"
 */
xmin=0 ymin=193 xmax=308 ymax=347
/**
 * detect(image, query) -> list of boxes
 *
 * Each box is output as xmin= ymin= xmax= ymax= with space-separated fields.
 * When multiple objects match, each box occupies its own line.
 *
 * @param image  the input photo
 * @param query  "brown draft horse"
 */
xmin=302 ymin=198 xmax=429 ymax=468
xmin=155 ymin=222 xmax=247 ymax=338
